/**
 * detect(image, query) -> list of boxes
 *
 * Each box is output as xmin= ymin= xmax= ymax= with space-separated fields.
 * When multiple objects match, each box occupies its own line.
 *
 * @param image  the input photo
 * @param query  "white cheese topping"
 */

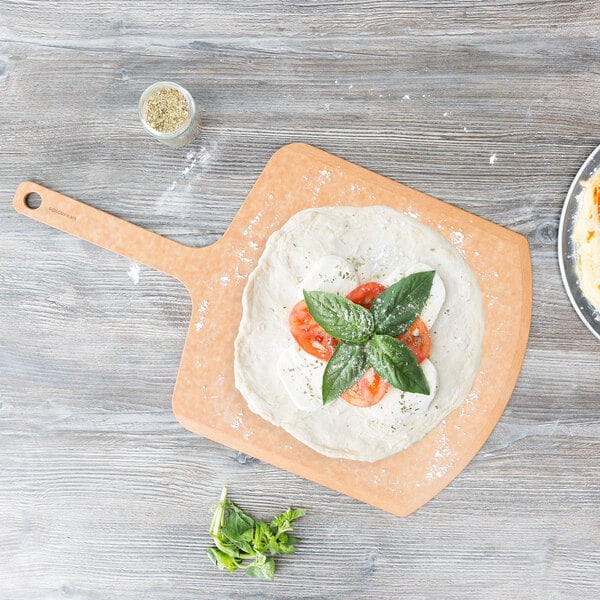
xmin=298 ymin=255 xmax=359 ymax=298
xmin=276 ymin=345 xmax=323 ymax=412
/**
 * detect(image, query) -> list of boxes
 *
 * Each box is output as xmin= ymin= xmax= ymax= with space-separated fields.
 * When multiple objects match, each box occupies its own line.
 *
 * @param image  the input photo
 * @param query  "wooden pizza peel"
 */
xmin=13 ymin=143 xmax=532 ymax=516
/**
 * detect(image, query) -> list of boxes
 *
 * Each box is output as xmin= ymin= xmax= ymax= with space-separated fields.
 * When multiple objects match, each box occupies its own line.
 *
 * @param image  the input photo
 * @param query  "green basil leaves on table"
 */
xmin=207 ymin=486 xmax=306 ymax=580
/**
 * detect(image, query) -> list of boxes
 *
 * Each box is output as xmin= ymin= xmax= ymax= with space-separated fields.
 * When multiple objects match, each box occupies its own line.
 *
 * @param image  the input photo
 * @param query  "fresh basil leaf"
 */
xmin=278 ymin=541 xmax=296 ymax=555
xmin=206 ymin=548 xmax=242 ymax=572
xmin=213 ymin=535 xmax=240 ymax=558
xmin=281 ymin=535 xmax=300 ymax=554
xmin=303 ymin=290 xmax=374 ymax=343
xmin=366 ymin=335 xmax=430 ymax=395
xmin=222 ymin=504 xmax=255 ymax=543
xmin=270 ymin=509 xmax=299 ymax=534
xmin=246 ymin=557 xmax=276 ymax=580
xmin=285 ymin=508 xmax=307 ymax=521
xmin=225 ymin=535 xmax=254 ymax=555
xmin=370 ymin=271 xmax=435 ymax=336
xmin=263 ymin=557 xmax=276 ymax=580
xmin=322 ymin=342 xmax=369 ymax=405
xmin=272 ymin=522 xmax=290 ymax=537
xmin=268 ymin=536 xmax=281 ymax=555
xmin=253 ymin=521 xmax=274 ymax=554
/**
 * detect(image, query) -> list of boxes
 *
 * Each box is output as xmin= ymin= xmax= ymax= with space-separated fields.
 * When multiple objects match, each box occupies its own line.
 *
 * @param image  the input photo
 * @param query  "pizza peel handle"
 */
xmin=13 ymin=181 xmax=200 ymax=287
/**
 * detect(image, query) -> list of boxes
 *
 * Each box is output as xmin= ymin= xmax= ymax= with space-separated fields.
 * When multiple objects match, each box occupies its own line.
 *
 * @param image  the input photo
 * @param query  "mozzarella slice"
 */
xmin=299 ymin=255 xmax=359 ymax=299
xmin=406 ymin=264 xmax=446 ymax=329
xmin=277 ymin=345 xmax=326 ymax=412
xmin=381 ymin=263 xmax=445 ymax=328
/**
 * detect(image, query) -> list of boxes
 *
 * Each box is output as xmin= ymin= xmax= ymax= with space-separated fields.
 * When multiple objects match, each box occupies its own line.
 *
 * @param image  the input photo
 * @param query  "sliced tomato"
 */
xmin=398 ymin=316 xmax=431 ymax=363
xmin=345 ymin=282 xmax=387 ymax=309
xmin=341 ymin=367 xmax=390 ymax=407
xmin=289 ymin=300 xmax=338 ymax=361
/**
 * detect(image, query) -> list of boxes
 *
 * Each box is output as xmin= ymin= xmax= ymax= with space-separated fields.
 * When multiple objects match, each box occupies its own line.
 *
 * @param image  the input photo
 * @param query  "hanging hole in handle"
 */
xmin=25 ymin=192 xmax=42 ymax=210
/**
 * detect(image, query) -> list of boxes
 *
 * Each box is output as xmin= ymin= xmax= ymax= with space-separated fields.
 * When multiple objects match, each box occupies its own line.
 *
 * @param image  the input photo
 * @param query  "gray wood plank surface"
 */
xmin=1 ymin=1 xmax=599 ymax=598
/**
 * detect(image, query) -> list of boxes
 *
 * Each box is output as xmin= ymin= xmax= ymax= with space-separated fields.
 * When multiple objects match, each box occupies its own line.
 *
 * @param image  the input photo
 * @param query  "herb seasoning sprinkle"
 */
xmin=144 ymin=87 xmax=189 ymax=133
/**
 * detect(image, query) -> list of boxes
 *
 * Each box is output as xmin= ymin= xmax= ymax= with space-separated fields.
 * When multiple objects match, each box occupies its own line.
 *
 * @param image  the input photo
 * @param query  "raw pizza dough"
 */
xmin=234 ymin=206 xmax=484 ymax=462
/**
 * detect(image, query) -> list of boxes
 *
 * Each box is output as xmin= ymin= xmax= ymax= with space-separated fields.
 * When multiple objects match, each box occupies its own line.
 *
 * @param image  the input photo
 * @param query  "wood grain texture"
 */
xmin=0 ymin=1 xmax=598 ymax=598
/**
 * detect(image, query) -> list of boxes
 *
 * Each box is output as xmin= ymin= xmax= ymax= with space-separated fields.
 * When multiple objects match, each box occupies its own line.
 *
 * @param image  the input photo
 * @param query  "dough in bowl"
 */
xmin=234 ymin=206 xmax=484 ymax=462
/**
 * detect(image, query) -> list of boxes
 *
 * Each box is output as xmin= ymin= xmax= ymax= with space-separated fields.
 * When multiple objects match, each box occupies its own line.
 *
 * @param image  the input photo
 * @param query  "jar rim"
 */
xmin=138 ymin=81 xmax=195 ymax=139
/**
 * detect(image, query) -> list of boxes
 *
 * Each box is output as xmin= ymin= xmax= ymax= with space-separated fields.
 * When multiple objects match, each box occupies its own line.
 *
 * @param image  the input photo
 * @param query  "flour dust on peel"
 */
xmin=234 ymin=206 xmax=484 ymax=462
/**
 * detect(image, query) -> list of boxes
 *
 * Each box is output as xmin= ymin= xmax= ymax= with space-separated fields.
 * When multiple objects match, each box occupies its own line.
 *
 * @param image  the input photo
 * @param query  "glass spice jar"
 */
xmin=138 ymin=81 xmax=201 ymax=147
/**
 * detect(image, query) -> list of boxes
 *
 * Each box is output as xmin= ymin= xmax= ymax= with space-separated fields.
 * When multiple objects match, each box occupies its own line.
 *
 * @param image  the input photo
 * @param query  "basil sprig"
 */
xmin=207 ymin=485 xmax=306 ymax=580
xmin=303 ymin=270 xmax=435 ymax=404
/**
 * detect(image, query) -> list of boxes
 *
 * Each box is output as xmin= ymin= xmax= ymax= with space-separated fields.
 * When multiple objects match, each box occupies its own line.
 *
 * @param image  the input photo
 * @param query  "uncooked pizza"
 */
xmin=234 ymin=206 xmax=484 ymax=462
